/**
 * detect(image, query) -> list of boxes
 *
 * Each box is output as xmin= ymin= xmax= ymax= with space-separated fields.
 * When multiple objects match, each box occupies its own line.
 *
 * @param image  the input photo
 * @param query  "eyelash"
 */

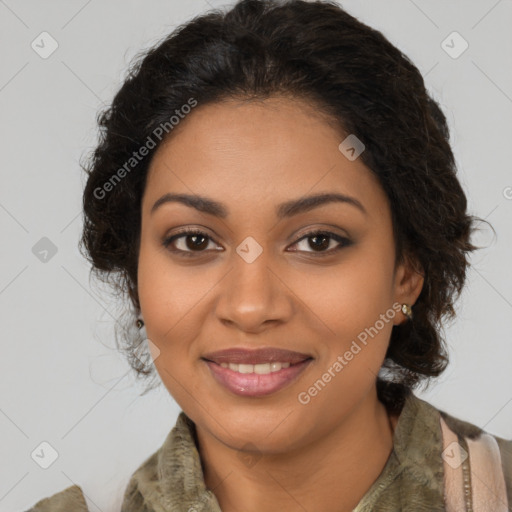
xmin=162 ymin=228 xmax=352 ymax=258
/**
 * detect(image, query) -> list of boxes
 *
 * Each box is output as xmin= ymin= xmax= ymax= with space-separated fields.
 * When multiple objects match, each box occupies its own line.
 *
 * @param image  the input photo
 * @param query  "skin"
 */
xmin=137 ymin=95 xmax=424 ymax=512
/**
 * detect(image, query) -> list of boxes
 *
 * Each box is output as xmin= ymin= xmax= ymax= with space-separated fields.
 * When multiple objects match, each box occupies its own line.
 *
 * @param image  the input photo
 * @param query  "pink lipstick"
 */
xmin=202 ymin=347 xmax=313 ymax=397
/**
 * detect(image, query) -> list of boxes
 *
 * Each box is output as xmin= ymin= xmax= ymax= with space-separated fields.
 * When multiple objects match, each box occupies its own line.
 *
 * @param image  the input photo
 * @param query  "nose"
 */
xmin=214 ymin=246 xmax=294 ymax=333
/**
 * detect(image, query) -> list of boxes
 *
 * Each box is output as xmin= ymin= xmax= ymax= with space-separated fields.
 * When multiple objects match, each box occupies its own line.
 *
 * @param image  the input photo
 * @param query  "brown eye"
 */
xmin=307 ymin=233 xmax=330 ymax=251
xmin=162 ymin=229 xmax=219 ymax=256
xmin=289 ymin=230 xmax=352 ymax=255
xmin=184 ymin=233 xmax=209 ymax=250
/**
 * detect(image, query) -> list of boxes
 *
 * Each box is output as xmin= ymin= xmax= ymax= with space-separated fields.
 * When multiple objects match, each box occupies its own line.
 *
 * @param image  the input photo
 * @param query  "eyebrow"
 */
xmin=150 ymin=192 xmax=367 ymax=218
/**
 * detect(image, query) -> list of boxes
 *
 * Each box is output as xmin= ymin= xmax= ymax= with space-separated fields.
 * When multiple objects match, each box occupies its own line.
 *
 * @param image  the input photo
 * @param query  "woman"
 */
xmin=26 ymin=0 xmax=511 ymax=511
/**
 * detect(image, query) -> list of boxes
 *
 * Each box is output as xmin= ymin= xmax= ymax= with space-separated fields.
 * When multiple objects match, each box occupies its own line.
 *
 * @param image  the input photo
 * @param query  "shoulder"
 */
xmin=24 ymin=413 xmax=201 ymax=512
xmin=120 ymin=412 xmax=218 ymax=511
xmin=385 ymin=390 xmax=512 ymax=509
xmin=24 ymin=484 xmax=89 ymax=512
xmin=435 ymin=401 xmax=512 ymax=510
xmin=438 ymin=403 xmax=512 ymax=467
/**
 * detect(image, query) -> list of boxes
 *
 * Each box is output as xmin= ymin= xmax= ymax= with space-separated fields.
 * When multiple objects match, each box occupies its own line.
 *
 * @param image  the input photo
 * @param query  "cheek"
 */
xmin=295 ymin=247 xmax=395 ymax=336
xmin=290 ymin=236 xmax=396 ymax=391
xmin=137 ymin=244 xmax=214 ymax=398
xmin=137 ymin=241 xmax=202 ymax=336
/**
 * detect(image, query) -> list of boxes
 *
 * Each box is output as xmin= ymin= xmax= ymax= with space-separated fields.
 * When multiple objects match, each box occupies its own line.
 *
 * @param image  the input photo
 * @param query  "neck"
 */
xmin=195 ymin=388 xmax=397 ymax=512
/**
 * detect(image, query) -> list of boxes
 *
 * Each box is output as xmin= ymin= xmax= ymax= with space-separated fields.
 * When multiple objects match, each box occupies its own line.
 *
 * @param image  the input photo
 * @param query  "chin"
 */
xmin=203 ymin=402 xmax=315 ymax=452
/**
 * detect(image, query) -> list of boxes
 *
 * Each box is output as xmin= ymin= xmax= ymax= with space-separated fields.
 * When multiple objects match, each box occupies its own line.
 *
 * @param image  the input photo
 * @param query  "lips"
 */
xmin=201 ymin=347 xmax=312 ymax=365
xmin=204 ymin=359 xmax=313 ymax=397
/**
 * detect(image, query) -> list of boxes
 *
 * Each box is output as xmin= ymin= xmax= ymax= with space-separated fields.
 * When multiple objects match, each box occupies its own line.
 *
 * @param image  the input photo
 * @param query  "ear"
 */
xmin=392 ymin=254 xmax=424 ymax=325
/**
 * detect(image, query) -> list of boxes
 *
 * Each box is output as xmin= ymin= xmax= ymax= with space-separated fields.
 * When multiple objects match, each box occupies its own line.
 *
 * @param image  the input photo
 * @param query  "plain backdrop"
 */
xmin=1 ymin=1 xmax=511 ymax=510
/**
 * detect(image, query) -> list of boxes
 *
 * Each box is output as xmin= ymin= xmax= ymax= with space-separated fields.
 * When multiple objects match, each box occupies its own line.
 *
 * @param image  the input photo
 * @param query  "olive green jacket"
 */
xmin=25 ymin=392 xmax=512 ymax=511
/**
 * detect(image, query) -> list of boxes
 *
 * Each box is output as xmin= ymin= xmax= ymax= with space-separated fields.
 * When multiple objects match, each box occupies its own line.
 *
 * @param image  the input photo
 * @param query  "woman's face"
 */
xmin=138 ymin=96 xmax=423 ymax=452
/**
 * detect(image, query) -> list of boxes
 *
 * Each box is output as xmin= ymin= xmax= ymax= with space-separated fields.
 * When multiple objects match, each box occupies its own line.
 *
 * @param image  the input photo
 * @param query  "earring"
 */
xmin=401 ymin=303 xmax=413 ymax=321
xmin=136 ymin=318 xmax=144 ymax=329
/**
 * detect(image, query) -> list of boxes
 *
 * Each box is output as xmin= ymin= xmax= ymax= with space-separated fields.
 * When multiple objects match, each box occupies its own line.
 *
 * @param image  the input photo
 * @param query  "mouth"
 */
xmin=201 ymin=347 xmax=314 ymax=397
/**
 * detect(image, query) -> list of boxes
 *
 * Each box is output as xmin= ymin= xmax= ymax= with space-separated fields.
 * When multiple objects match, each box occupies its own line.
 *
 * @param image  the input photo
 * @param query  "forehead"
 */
xmin=144 ymin=96 xmax=389 ymax=219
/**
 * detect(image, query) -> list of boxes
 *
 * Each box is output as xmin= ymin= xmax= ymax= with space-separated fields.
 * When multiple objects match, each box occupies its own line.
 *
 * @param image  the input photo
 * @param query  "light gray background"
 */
xmin=1 ymin=1 xmax=511 ymax=511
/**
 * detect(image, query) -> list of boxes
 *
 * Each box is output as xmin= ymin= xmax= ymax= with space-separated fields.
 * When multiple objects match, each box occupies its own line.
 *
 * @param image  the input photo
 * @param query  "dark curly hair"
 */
xmin=79 ymin=0 xmax=490 ymax=408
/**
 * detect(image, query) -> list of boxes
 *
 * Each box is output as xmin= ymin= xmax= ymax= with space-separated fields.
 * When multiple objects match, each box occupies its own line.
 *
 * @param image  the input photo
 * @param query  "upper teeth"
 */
xmin=220 ymin=362 xmax=291 ymax=374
